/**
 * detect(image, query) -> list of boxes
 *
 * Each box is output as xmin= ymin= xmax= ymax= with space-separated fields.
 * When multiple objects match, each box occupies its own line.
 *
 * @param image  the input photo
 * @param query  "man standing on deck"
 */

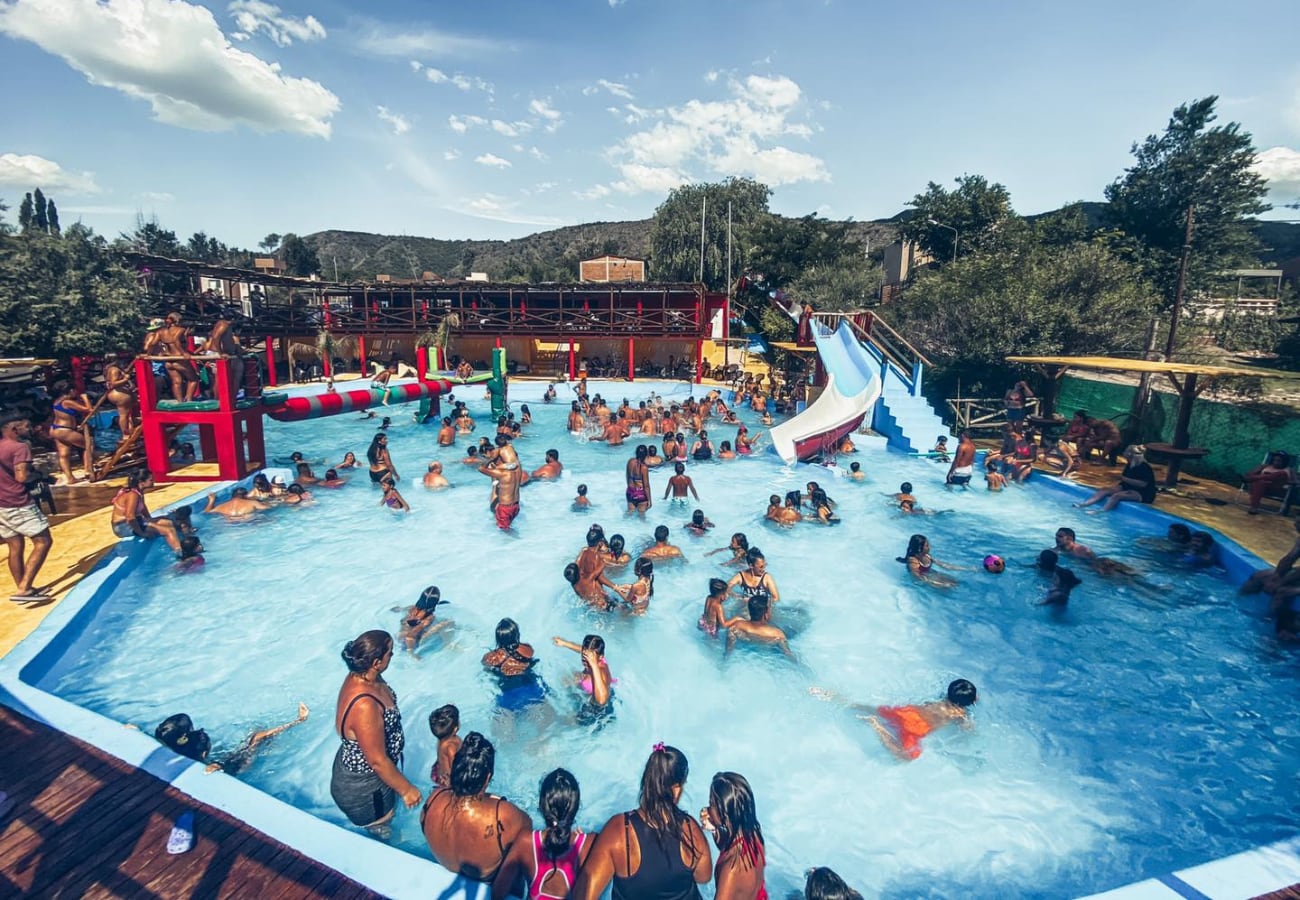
xmin=0 ymin=416 xmax=54 ymax=602
xmin=947 ymin=431 xmax=977 ymax=488
xmin=204 ymin=308 xmax=245 ymax=399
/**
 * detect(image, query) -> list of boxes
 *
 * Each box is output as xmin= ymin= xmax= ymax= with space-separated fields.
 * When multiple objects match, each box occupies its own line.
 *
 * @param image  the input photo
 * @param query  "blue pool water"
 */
xmin=45 ymin=379 xmax=1300 ymax=898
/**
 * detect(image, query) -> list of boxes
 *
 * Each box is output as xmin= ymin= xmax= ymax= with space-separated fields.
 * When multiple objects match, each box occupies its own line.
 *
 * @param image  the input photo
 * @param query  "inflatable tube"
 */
xmin=445 ymin=372 xmax=494 ymax=385
xmin=264 ymin=380 xmax=454 ymax=422
xmin=157 ymin=399 xmax=219 ymax=412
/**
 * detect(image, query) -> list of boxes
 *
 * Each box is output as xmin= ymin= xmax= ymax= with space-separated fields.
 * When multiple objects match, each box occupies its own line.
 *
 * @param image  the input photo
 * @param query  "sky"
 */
xmin=1 ymin=0 xmax=1299 ymax=250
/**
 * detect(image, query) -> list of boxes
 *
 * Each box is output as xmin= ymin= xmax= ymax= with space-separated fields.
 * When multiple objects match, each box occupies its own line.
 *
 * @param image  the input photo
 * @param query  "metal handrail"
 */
xmin=814 ymin=310 xmax=931 ymax=383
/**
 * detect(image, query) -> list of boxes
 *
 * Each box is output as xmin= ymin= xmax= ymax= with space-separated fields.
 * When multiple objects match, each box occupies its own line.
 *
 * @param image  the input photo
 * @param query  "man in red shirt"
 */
xmin=0 ymin=415 xmax=54 ymax=601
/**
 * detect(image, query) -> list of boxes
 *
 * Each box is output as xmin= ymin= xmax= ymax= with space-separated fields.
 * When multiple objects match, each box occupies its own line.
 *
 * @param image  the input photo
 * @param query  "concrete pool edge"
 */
xmin=0 ymin=417 xmax=1294 ymax=898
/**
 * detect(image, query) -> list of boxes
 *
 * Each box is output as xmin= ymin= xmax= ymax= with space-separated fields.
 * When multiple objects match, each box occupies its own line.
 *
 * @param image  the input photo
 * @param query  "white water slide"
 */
xmin=768 ymin=317 xmax=882 ymax=464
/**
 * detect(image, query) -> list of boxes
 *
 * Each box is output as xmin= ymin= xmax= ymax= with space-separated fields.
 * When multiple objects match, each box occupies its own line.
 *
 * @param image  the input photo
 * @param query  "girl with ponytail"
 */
xmin=495 ymin=768 xmax=591 ymax=900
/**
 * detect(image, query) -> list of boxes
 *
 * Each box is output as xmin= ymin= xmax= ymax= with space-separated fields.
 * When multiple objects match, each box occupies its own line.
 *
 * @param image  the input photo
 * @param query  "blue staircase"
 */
xmin=837 ymin=314 xmax=948 ymax=454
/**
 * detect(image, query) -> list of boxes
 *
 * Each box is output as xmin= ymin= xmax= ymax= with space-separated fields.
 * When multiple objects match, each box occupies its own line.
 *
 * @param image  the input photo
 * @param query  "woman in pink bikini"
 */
xmin=552 ymin=634 xmax=613 ymax=707
xmin=494 ymin=768 xmax=593 ymax=900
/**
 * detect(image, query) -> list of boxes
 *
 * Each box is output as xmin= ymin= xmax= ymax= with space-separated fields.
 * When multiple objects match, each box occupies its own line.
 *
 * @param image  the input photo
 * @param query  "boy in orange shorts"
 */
xmin=865 ymin=679 xmax=977 ymax=761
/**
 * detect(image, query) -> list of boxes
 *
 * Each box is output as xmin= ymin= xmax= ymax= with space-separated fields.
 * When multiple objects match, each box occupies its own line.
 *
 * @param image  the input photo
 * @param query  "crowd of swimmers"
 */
xmin=120 ymin=375 xmax=1300 ymax=897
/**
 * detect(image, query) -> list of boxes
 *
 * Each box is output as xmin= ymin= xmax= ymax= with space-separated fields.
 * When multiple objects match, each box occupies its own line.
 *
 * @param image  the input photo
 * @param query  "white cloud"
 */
xmin=529 ymin=97 xmax=563 ymax=132
xmin=138 ymin=190 xmax=174 ymax=203
xmin=228 ymin=0 xmax=325 ymax=47
xmin=468 ymin=193 xmax=506 ymax=213
xmin=424 ymin=67 xmax=448 ymax=84
xmin=608 ymin=0 xmax=625 ymax=7
xmin=454 ymin=194 xmax=562 ymax=227
xmin=1254 ymin=146 xmax=1300 ymax=190
xmin=512 ymin=143 xmax=525 ymax=153
xmin=704 ymin=70 xmax=719 ymax=83
xmin=357 ymin=23 xmax=506 ymax=59
xmin=448 ymin=113 xmax=487 ymax=133
xmin=611 ymin=163 xmax=689 ymax=194
xmin=377 ymin=105 xmax=410 ymax=135
xmin=585 ymin=78 xmax=633 ymax=100
xmin=0 ymin=0 xmax=339 ymax=138
xmin=578 ymin=184 xmax=612 ymax=200
xmin=491 ymin=119 xmax=521 ymax=137
xmin=529 ymin=146 xmax=548 ymax=161
xmin=597 ymin=72 xmax=828 ymax=191
xmin=0 ymin=152 xmax=100 ymax=193
xmin=475 ymin=153 xmax=512 ymax=168
xmin=443 ymin=149 xmax=460 ymax=161
xmin=535 ymin=181 xmax=557 ymax=191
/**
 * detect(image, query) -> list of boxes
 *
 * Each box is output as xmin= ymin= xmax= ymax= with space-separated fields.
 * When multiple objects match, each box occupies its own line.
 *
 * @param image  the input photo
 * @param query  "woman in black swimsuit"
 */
xmin=367 ymin=432 xmax=397 ymax=484
xmin=575 ymin=743 xmax=712 ymax=898
xmin=330 ymin=630 xmax=420 ymax=840
xmin=421 ymin=731 xmax=532 ymax=883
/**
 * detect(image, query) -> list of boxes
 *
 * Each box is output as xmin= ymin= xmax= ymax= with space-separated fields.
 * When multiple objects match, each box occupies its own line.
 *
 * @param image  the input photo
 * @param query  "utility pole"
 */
xmin=698 ymin=196 xmax=707 ymax=284
xmin=1163 ymin=204 xmax=1195 ymax=361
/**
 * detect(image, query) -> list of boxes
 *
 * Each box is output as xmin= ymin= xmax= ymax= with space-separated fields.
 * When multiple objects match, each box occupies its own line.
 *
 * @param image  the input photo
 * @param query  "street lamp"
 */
xmin=927 ymin=218 xmax=959 ymax=262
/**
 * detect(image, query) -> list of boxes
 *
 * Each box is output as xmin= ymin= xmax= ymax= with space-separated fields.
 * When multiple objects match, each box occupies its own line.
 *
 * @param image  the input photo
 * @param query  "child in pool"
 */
xmin=175 ymin=536 xmax=205 ymax=572
xmin=698 ymin=577 xmax=729 ymax=637
xmin=1036 ymin=567 xmax=1081 ymax=606
xmin=601 ymin=534 xmax=632 ymax=569
xmin=984 ymin=456 xmax=1007 ymax=491
xmin=663 ymin=462 xmax=700 ymax=502
xmin=848 ymin=461 xmax=866 ymax=481
xmin=428 ymin=704 xmax=461 ymax=787
xmin=684 ymin=509 xmax=715 ymax=536
xmin=931 ymin=436 xmax=950 ymax=462
xmin=573 ymin=484 xmax=591 ymax=509
xmin=552 ymin=634 xmax=613 ymax=707
xmin=862 ymin=679 xmax=977 ymax=761
xmin=400 ymin=585 xmax=452 ymax=653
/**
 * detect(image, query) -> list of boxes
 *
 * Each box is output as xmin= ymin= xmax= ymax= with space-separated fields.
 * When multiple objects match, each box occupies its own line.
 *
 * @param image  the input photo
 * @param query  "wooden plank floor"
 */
xmin=0 ymin=706 xmax=383 ymax=900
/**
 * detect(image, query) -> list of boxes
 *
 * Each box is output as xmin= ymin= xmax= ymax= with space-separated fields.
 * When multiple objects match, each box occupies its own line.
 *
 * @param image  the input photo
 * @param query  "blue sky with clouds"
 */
xmin=1 ymin=0 xmax=1298 ymax=249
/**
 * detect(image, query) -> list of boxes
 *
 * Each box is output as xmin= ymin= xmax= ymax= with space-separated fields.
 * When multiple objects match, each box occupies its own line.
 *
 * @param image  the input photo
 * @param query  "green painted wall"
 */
xmin=1057 ymin=375 xmax=1300 ymax=483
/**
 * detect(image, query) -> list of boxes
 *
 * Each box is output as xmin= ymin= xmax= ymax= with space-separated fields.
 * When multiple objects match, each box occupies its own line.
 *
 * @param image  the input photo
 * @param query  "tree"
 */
xmin=650 ymin=177 xmax=771 ymax=288
xmin=787 ymin=256 xmax=883 ymax=313
xmin=1104 ymin=97 xmax=1269 ymax=307
xmin=46 ymin=199 xmax=59 ymax=235
xmin=747 ymin=214 xmax=857 ymax=291
xmin=259 ymin=233 xmax=282 ymax=252
xmin=32 ymin=188 xmax=48 ymax=232
xmin=0 ymin=223 xmax=144 ymax=357
xmin=120 ymin=215 xmax=182 ymax=256
xmin=18 ymin=193 xmax=33 ymax=232
xmin=280 ymin=233 xmax=321 ymax=276
xmin=900 ymin=174 xmax=1016 ymax=264
xmin=890 ymin=239 xmax=1158 ymax=400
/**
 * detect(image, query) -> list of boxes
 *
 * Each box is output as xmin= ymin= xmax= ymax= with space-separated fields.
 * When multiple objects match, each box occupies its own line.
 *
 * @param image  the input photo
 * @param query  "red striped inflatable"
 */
xmin=264 ymin=381 xmax=454 ymax=422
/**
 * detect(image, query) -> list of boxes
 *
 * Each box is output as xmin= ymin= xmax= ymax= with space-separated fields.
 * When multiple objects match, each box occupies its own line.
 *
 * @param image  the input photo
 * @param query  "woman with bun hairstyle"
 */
xmin=330 ymin=630 xmax=419 ymax=840
xmin=494 ymin=768 xmax=592 ymax=899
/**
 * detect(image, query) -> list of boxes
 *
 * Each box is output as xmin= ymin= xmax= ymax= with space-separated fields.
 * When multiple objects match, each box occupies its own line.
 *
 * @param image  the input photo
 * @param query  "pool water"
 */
xmin=48 ymin=379 xmax=1300 ymax=898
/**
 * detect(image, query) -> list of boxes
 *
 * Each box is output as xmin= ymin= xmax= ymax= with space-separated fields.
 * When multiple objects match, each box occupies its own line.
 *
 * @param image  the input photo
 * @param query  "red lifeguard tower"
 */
xmin=134 ymin=356 xmax=268 ymax=483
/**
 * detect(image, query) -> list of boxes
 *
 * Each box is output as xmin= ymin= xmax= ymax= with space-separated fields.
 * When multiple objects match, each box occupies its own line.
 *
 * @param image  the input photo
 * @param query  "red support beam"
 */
xmin=628 ymin=337 xmax=635 ymax=381
xmin=264 ymin=336 xmax=276 ymax=387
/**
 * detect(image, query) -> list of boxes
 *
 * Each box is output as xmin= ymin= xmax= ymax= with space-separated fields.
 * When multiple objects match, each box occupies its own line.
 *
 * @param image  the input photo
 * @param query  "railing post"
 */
xmin=911 ymin=360 xmax=924 ymax=397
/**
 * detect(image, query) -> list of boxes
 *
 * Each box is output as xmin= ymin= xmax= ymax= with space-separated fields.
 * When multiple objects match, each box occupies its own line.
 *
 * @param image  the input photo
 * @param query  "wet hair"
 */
xmin=155 ymin=713 xmax=210 ymax=762
xmin=637 ymin=744 xmax=691 ymax=853
xmin=416 ymin=585 xmax=442 ymax=613
xmin=747 ymin=592 xmax=770 ymax=620
xmin=654 ymin=525 xmax=670 ymax=542
xmin=1190 ymin=530 xmax=1214 ymax=551
xmin=636 ymin=444 xmax=649 ymax=462
xmin=901 ymin=534 xmax=928 ymax=562
xmin=449 ymin=731 xmax=495 ymax=797
xmin=768 ymin=494 xmax=781 ymax=507
xmin=577 ymin=484 xmax=588 ymax=496
xmin=172 ymin=505 xmax=194 ymax=527
xmin=745 ymin=547 xmax=765 ymax=567
xmin=341 ymin=630 xmax=392 ymax=674
xmin=811 ymin=489 xmax=830 ymax=510
xmin=850 ymin=462 xmax=861 ymax=473
xmin=287 ymin=484 xmax=305 ymax=495
xmin=290 ymin=451 xmax=304 ymax=462
xmin=539 ymin=768 xmax=581 ymax=862
xmin=126 ymin=469 xmax=151 ymax=489
xmin=900 ymin=482 xmax=913 ymax=493
xmin=564 ymin=563 xmax=580 ymax=585
xmin=674 ymin=461 xmax=686 ymax=475
xmin=709 ymin=577 xmax=727 ymax=596
xmin=571 ymin=401 xmax=580 ymax=411
xmin=608 ymin=534 xmax=625 ymax=555
xmin=1054 ymin=567 xmax=1082 ymax=591
xmin=495 ymin=434 xmax=511 ymax=448
xmin=231 ymin=486 xmax=249 ymax=499
xmin=732 ymin=533 xmax=749 ymax=551
xmin=691 ymin=509 xmax=705 ymax=525
xmin=429 ymin=703 xmax=459 ymax=739
xmin=546 ymin=448 xmax=559 ymax=462
xmin=325 ymin=468 xmax=339 ymax=480
xmin=708 ymin=772 xmax=763 ymax=856
xmin=581 ymin=633 xmax=606 ymax=655
xmin=947 ymin=679 xmax=978 ymax=707
xmin=366 ymin=434 xmax=386 ymax=466
xmin=1056 ymin=527 xmax=1076 ymax=542
xmin=253 ymin=474 xmax=271 ymax=490
xmin=719 ymin=441 xmax=732 ymax=452
xmin=494 ymin=618 xmax=521 ymax=651
xmin=342 ymin=452 xmax=357 ymax=463
xmin=179 ymin=538 xmax=203 ymax=565
xmin=1037 ymin=549 xmax=1058 ymax=571
xmin=441 ymin=416 xmax=452 ymax=426
xmin=634 ymin=557 xmax=654 ymax=595
xmin=1168 ymin=523 xmax=1192 ymax=544
xmin=586 ymin=524 xmax=606 ymax=547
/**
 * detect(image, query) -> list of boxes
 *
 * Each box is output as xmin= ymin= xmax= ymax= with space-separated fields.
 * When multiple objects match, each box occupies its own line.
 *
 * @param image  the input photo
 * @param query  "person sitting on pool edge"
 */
xmin=862 ymin=679 xmax=977 ymax=762
xmin=155 ymin=703 xmax=309 ymax=774
xmin=723 ymin=592 xmax=790 ymax=656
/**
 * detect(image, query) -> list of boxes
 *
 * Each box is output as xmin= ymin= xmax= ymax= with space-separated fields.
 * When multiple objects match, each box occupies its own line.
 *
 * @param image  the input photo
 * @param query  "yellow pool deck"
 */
xmin=2 ymin=449 xmax=1295 ymax=662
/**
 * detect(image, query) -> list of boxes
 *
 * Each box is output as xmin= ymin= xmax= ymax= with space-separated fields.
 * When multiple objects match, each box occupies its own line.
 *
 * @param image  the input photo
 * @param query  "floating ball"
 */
xmin=983 ymin=554 xmax=1006 ymax=574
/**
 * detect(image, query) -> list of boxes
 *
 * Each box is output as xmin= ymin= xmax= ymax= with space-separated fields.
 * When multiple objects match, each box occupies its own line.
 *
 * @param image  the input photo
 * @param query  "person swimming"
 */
xmin=864 ymin=679 xmax=977 ymax=761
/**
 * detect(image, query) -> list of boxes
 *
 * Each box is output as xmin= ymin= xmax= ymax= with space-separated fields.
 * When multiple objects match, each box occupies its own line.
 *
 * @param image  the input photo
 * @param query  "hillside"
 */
xmin=303 ymin=208 xmax=1298 ymax=284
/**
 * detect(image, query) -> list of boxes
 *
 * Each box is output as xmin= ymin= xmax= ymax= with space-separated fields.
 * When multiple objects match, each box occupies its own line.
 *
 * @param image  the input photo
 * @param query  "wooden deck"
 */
xmin=0 ymin=706 xmax=382 ymax=900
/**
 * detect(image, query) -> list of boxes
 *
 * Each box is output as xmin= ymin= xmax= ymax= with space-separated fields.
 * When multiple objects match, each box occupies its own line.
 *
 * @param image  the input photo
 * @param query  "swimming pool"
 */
xmin=7 ymin=378 xmax=1299 ymax=898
